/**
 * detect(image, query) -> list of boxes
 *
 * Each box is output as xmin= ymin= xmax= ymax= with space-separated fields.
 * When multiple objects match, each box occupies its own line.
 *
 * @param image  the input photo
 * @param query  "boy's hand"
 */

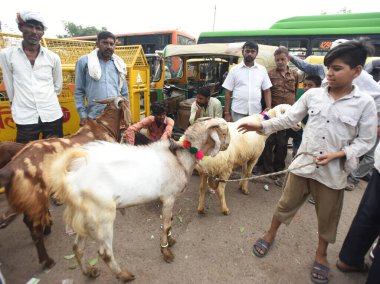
xmin=315 ymin=151 xmax=345 ymax=166
xmin=237 ymin=121 xmax=262 ymax=134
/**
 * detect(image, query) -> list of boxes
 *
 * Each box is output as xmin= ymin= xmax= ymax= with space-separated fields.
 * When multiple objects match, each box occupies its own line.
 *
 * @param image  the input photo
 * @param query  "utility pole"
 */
xmin=213 ymin=5 xmax=216 ymax=31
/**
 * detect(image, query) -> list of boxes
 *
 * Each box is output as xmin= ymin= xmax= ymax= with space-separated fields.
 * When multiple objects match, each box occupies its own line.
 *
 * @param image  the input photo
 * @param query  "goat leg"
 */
xmin=197 ymin=174 xmax=208 ymax=214
xmin=239 ymin=162 xmax=250 ymax=195
xmin=160 ymin=198 xmax=175 ymax=263
xmin=216 ymin=182 xmax=230 ymax=215
xmin=98 ymin=223 xmax=135 ymax=282
xmin=23 ymin=214 xmax=55 ymax=269
xmin=73 ymin=235 xmax=100 ymax=278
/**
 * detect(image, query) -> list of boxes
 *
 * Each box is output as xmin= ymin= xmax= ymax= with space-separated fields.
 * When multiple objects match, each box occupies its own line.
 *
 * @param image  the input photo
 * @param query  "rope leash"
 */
xmin=209 ymin=152 xmax=317 ymax=183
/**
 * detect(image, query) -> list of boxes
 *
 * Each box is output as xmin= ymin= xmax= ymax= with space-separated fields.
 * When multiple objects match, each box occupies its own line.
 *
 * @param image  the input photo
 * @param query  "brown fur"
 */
xmin=0 ymin=97 xmax=130 ymax=269
xmin=0 ymin=142 xmax=24 ymax=168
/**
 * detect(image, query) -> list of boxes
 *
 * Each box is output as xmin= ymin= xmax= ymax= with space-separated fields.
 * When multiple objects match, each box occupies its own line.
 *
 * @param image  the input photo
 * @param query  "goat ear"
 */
xmin=207 ymin=129 xmax=221 ymax=157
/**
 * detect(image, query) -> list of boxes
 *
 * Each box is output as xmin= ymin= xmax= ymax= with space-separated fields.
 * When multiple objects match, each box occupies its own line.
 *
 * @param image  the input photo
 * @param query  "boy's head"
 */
xmin=324 ymin=40 xmax=375 ymax=89
xmin=324 ymin=39 xmax=374 ymax=69
xmin=303 ymin=75 xmax=322 ymax=93
xmin=195 ymin=87 xmax=211 ymax=107
xmin=151 ymin=102 xmax=166 ymax=124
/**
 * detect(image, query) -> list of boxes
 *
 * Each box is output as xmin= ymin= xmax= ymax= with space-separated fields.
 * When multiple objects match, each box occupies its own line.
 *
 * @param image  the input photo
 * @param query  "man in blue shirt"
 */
xmin=75 ymin=31 xmax=129 ymax=126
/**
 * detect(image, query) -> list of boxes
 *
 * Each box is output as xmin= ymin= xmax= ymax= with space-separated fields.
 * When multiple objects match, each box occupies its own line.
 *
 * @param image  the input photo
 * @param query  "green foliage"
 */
xmin=57 ymin=21 xmax=107 ymax=38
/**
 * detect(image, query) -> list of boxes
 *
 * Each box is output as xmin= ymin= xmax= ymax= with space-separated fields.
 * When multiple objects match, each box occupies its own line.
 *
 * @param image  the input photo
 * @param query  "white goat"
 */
xmin=48 ymin=117 xmax=230 ymax=282
xmin=196 ymin=104 xmax=297 ymax=215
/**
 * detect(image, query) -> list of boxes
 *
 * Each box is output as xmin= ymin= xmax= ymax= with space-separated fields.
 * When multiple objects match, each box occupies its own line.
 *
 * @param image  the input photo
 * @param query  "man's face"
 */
xmin=97 ymin=37 xmax=116 ymax=60
xmin=275 ymin=53 xmax=289 ymax=71
xmin=303 ymin=79 xmax=318 ymax=93
xmin=20 ymin=21 xmax=44 ymax=45
xmin=242 ymin=48 xmax=257 ymax=64
xmin=154 ymin=113 xmax=166 ymax=124
xmin=196 ymin=94 xmax=209 ymax=108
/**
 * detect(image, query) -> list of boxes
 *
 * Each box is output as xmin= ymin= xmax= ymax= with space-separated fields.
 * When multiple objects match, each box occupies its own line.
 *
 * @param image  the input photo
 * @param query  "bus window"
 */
xmin=267 ymin=38 xmax=308 ymax=57
xmin=311 ymin=38 xmax=336 ymax=55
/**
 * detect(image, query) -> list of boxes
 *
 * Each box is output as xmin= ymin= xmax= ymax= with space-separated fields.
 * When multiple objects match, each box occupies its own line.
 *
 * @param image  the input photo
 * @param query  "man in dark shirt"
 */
xmin=262 ymin=47 xmax=298 ymax=185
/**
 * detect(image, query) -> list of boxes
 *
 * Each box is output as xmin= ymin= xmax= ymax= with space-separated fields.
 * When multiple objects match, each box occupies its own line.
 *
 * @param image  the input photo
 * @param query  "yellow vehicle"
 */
xmin=148 ymin=43 xmax=277 ymax=129
xmin=0 ymin=32 xmax=150 ymax=142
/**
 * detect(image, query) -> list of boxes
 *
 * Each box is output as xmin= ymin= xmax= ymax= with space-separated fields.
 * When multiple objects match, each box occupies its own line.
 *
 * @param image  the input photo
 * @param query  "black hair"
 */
xmin=151 ymin=102 xmax=166 ymax=115
xmin=324 ymin=39 xmax=375 ymax=68
xmin=97 ymin=31 xmax=116 ymax=43
xmin=304 ymin=75 xmax=322 ymax=87
xmin=19 ymin=19 xmax=44 ymax=31
xmin=243 ymin=41 xmax=259 ymax=53
xmin=197 ymin=87 xmax=211 ymax=98
xmin=274 ymin=46 xmax=289 ymax=57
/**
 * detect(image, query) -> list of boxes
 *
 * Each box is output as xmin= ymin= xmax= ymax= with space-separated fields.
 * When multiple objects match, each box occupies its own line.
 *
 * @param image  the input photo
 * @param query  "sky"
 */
xmin=0 ymin=0 xmax=378 ymax=39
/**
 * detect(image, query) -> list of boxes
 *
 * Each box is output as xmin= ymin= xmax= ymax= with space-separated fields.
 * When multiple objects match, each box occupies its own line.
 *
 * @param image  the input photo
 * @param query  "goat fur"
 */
xmin=196 ymin=104 xmax=298 ymax=215
xmin=0 ymin=96 xmax=130 ymax=270
xmin=48 ymin=117 xmax=230 ymax=282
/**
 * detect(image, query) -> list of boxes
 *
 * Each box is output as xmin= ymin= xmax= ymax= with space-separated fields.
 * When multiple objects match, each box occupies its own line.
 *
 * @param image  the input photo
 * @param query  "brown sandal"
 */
xmin=0 ymin=211 xmax=18 ymax=229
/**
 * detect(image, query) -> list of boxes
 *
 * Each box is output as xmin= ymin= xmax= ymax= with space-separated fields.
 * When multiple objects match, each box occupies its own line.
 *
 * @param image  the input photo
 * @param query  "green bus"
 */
xmin=198 ymin=12 xmax=380 ymax=57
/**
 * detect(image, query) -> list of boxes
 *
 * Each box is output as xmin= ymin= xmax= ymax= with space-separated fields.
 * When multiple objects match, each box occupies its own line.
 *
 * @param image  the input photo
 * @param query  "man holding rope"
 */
xmin=238 ymin=40 xmax=378 ymax=284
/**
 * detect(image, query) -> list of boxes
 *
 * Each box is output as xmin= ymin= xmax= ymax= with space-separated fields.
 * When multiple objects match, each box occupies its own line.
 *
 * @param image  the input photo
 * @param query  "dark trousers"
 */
xmin=16 ymin=116 xmax=63 ymax=144
xmin=339 ymin=169 xmax=380 ymax=284
xmin=262 ymin=130 xmax=288 ymax=173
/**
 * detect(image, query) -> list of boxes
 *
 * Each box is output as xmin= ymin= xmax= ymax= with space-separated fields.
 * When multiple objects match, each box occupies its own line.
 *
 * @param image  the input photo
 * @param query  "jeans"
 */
xmin=339 ymin=169 xmax=380 ymax=284
xmin=348 ymin=137 xmax=380 ymax=184
xmin=16 ymin=116 xmax=63 ymax=144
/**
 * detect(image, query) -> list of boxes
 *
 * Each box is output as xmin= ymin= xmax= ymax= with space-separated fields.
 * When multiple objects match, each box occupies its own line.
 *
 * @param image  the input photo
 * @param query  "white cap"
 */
xmin=331 ymin=39 xmax=348 ymax=49
xmin=16 ymin=11 xmax=48 ymax=30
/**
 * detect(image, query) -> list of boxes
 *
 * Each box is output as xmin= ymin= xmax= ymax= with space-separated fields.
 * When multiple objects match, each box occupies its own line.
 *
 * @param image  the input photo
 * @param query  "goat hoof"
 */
xmin=86 ymin=266 xmax=100 ymax=278
xmin=222 ymin=209 xmax=230 ymax=216
xmin=197 ymin=209 xmax=206 ymax=215
xmin=168 ymin=236 xmax=176 ymax=247
xmin=43 ymin=225 xmax=52 ymax=236
xmin=117 ymin=271 xmax=135 ymax=282
xmin=42 ymin=258 xmax=56 ymax=270
xmin=161 ymin=248 xmax=174 ymax=263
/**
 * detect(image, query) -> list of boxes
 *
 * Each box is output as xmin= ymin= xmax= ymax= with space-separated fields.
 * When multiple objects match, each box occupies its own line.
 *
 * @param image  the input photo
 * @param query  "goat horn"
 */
xmin=93 ymin=97 xmax=115 ymax=105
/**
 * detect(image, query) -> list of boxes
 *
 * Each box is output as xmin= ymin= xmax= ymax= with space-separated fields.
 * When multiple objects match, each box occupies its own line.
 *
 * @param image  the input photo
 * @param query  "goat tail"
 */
xmin=49 ymin=148 xmax=87 ymax=208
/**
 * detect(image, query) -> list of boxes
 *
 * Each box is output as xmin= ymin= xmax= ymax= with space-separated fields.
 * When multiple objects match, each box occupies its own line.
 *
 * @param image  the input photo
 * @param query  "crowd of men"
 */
xmin=0 ymin=10 xmax=379 ymax=284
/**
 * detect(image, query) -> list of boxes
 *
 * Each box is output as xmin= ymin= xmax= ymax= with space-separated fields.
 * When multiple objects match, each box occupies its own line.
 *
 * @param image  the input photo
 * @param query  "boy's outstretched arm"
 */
xmin=237 ymin=121 xmax=262 ymax=134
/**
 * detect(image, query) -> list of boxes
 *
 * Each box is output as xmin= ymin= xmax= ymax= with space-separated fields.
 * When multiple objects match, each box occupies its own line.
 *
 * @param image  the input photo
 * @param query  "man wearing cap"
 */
xmin=0 ymin=11 xmax=63 ymax=143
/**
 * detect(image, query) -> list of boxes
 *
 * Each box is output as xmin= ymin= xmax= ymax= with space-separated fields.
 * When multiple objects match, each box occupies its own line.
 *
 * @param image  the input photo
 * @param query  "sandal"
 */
xmin=252 ymin=238 xmax=273 ymax=258
xmin=336 ymin=259 xmax=369 ymax=273
xmin=311 ymin=261 xmax=329 ymax=284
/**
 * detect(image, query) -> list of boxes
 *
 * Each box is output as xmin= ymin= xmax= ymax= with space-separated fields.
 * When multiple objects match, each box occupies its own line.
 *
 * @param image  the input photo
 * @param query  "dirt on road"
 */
xmin=0 ymin=174 xmax=371 ymax=284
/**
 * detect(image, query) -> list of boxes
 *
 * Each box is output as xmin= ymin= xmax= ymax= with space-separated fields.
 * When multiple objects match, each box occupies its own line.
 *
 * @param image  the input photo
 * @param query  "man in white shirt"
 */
xmin=189 ymin=87 xmax=223 ymax=125
xmin=222 ymin=41 xmax=272 ymax=122
xmin=0 ymin=11 xmax=63 ymax=143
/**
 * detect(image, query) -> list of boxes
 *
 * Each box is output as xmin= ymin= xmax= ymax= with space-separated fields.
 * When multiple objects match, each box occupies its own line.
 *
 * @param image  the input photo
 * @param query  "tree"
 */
xmin=57 ymin=21 xmax=107 ymax=38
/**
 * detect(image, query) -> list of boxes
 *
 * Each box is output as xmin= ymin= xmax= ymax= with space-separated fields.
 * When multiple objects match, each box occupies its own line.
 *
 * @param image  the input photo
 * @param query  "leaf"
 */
xmin=88 ymin=258 xmax=98 ymax=266
xmin=177 ymin=216 xmax=183 ymax=223
xmin=68 ymin=263 xmax=78 ymax=270
xmin=64 ymin=254 xmax=75 ymax=260
xmin=239 ymin=227 xmax=245 ymax=233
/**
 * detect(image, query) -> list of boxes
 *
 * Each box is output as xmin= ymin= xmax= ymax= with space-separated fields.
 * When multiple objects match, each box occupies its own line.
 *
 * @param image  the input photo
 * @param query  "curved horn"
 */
xmin=114 ymin=96 xmax=127 ymax=109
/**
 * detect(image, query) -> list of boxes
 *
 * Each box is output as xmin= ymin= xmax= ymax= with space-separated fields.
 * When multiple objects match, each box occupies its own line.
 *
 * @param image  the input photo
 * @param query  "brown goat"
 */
xmin=0 ymin=96 xmax=130 ymax=270
xmin=0 ymin=142 xmax=24 ymax=168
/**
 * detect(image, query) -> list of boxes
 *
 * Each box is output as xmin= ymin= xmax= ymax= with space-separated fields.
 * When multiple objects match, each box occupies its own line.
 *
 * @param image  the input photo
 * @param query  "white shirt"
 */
xmin=222 ymin=61 xmax=272 ymax=115
xmin=375 ymin=142 xmax=380 ymax=173
xmin=0 ymin=45 xmax=63 ymax=124
xmin=261 ymin=85 xmax=378 ymax=189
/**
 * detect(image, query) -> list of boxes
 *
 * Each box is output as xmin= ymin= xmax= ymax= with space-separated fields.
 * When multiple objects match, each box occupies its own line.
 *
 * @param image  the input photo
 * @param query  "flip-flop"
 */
xmin=336 ymin=259 xmax=369 ymax=273
xmin=311 ymin=261 xmax=329 ymax=284
xmin=252 ymin=238 xmax=273 ymax=258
